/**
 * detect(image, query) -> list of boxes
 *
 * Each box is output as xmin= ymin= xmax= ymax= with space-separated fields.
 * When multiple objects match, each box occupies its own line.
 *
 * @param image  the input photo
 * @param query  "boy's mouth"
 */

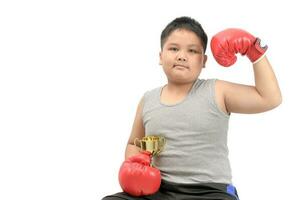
xmin=173 ymin=64 xmax=189 ymax=69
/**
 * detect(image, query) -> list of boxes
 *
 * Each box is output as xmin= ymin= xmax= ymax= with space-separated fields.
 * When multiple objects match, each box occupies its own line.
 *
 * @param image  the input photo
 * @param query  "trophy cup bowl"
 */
xmin=134 ymin=135 xmax=166 ymax=157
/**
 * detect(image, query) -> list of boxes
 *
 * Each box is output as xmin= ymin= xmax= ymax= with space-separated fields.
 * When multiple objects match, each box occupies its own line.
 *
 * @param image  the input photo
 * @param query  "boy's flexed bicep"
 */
xmin=216 ymin=79 xmax=281 ymax=114
xmin=125 ymin=97 xmax=145 ymax=159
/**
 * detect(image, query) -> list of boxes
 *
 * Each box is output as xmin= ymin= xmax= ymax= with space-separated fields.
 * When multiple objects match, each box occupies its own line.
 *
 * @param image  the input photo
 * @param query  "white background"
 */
xmin=0 ymin=0 xmax=299 ymax=200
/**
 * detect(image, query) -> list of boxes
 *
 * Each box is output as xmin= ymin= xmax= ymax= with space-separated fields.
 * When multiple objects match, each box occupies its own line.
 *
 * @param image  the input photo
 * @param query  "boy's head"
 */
xmin=160 ymin=16 xmax=208 ymax=53
xmin=159 ymin=17 xmax=208 ymax=84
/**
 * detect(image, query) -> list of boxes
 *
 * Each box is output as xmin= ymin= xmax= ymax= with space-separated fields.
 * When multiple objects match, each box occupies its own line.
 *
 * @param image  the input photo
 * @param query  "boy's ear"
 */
xmin=159 ymin=52 xmax=162 ymax=65
xmin=202 ymin=55 xmax=207 ymax=68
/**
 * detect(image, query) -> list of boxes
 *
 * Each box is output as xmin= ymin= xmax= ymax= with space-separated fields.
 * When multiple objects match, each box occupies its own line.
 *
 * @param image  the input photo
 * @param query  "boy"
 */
xmin=102 ymin=16 xmax=282 ymax=200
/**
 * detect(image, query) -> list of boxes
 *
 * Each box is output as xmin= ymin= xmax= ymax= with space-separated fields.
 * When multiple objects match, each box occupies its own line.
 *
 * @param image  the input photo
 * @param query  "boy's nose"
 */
xmin=178 ymin=57 xmax=187 ymax=62
xmin=177 ymin=52 xmax=187 ymax=62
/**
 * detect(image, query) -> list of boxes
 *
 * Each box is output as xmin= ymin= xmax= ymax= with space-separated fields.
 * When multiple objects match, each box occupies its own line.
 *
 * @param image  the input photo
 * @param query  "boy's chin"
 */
xmin=167 ymin=76 xmax=198 ymax=85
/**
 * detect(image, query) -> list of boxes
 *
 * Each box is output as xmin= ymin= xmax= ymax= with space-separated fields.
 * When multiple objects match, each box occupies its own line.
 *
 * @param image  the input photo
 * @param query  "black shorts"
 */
xmin=102 ymin=180 xmax=239 ymax=200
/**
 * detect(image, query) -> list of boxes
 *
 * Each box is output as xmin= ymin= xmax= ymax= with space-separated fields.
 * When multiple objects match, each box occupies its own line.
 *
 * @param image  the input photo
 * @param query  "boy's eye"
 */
xmin=169 ymin=47 xmax=178 ymax=51
xmin=189 ymin=49 xmax=199 ymax=53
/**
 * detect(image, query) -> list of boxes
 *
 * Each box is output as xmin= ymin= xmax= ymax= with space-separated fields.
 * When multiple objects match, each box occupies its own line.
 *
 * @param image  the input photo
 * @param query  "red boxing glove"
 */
xmin=210 ymin=28 xmax=268 ymax=67
xmin=118 ymin=152 xmax=161 ymax=196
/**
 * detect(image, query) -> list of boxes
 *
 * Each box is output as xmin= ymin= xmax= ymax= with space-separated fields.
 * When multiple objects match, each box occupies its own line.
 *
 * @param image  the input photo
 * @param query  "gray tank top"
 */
xmin=142 ymin=79 xmax=232 ymax=184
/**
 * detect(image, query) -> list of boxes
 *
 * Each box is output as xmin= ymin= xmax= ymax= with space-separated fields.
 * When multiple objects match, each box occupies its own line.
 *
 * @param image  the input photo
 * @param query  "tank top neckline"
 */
xmin=158 ymin=79 xmax=200 ymax=107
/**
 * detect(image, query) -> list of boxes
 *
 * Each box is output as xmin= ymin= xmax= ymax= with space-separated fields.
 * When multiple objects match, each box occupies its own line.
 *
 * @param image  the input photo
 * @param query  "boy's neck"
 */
xmin=165 ymin=80 xmax=196 ymax=95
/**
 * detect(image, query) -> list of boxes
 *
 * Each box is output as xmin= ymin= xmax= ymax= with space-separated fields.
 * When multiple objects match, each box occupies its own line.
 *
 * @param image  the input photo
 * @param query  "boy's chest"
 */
xmin=160 ymin=90 xmax=188 ymax=106
xmin=143 ymin=99 xmax=218 ymax=133
xmin=160 ymin=85 xmax=227 ymax=115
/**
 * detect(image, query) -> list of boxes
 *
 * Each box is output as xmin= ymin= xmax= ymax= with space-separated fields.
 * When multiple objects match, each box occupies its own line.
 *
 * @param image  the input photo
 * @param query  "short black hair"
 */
xmin=160 ymin=16 xmax=208 ymax=52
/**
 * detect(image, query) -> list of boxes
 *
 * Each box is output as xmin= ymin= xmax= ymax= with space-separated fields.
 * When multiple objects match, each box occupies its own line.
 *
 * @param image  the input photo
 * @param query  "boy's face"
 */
xmin=159 ymin=29 xmax=207 ymax=84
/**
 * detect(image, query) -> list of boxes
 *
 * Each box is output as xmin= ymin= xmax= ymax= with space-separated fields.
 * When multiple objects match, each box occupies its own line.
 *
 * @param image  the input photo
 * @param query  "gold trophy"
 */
xmin=134 ymin=135 xmax=166 ymax=157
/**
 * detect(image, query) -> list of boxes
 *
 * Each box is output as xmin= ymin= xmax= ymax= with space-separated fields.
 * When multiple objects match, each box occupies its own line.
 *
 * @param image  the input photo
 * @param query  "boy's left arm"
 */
xmin=211 ymin=28 xmax=282 ymax=114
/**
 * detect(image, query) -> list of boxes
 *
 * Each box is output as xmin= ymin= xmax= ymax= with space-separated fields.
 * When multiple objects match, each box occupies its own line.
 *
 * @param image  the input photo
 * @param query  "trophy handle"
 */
xmin=161 ymin=137 xmax=166 ymax=146
xmin=155 ymin=136 xmax=166 ymax=155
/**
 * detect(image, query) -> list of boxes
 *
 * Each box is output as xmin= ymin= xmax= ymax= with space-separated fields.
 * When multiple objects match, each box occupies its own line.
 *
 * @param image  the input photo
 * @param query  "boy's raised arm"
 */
xmin=211 ymin=28 xmax=282 ymax=114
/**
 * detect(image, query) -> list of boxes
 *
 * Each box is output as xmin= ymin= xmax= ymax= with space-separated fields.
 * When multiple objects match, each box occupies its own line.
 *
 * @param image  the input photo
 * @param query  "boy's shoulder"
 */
xmin=147 ymin=85 xmax=162 ymax=93
xmin=143 ymin=86 xmax=161 ymax=100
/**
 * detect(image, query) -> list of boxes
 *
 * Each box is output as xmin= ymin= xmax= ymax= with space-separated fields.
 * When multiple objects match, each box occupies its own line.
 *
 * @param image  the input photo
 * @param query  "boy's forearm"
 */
xmin=253 ymin=56 xmax=282 ymax=106
xmin=125 ymin=144 xmax=141 ymax=160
